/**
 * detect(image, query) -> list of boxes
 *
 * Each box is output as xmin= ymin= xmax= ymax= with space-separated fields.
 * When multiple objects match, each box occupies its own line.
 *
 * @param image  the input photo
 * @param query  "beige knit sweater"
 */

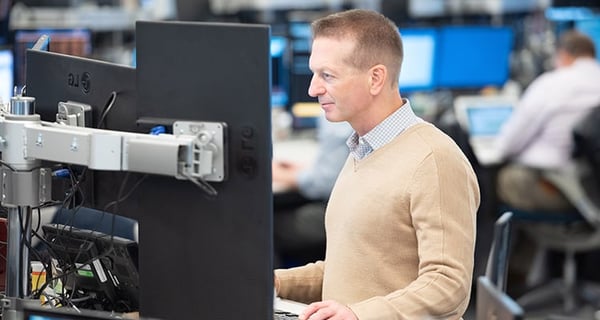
xmin=275 ymin=122 xmax=480 ymax=320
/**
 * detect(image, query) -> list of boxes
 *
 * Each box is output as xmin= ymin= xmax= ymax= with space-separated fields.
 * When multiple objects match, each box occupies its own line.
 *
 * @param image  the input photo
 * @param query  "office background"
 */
xmin=2 ymin=0 xmax=600 ymax=319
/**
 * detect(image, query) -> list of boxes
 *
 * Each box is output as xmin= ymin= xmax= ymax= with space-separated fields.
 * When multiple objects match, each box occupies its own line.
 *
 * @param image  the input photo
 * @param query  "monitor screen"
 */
xmin=398 ymin=28 xmax=438 ymax=93
xmin=0 ymin=48 xmax=12 ymax=104
xmin=436 ymin=26 xmax=513 ymax=89
xmin=271 ymin=36 xmax=289 ymax=107
xmin=466 ymin=105 xmax=513 ymax=136
xmin=576 ymin=18 xmax=600 ymax=61
xmin=288 ymin=21 xmax=312 ymax=39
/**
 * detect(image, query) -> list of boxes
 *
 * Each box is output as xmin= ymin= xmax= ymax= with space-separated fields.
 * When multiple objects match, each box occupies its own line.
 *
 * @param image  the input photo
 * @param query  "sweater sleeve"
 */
xmin=350 ymin=149 xmax=480 ymax=320
xmin=274 ymin=261 xmax=325 ymax=304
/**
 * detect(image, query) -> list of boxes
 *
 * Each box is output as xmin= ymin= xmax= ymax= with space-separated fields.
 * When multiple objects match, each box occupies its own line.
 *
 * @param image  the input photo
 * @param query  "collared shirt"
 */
xmin=496 ymin=57 xmax=600 ymax=169
xmin=347 ymin=99 xmax=423 ymax=160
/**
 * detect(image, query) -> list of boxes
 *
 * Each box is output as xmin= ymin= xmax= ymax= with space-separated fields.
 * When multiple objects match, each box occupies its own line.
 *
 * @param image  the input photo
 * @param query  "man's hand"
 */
xmin=272 ymin=160 xmax=305 ymax=190
xmin=299 ymin=300 xmax=358 ymax=320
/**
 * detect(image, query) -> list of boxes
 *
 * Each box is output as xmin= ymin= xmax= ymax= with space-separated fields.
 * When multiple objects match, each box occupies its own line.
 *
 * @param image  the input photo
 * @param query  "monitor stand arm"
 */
xmin=0 ymin=93 xmax=227 ymax=317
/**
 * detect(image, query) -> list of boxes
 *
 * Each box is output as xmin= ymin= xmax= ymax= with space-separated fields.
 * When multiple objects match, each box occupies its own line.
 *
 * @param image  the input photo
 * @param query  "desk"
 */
xmin=273 ymin=137 xmax=319 ymax=163
xmin=272 ymin=137 xmax=319 ymax=194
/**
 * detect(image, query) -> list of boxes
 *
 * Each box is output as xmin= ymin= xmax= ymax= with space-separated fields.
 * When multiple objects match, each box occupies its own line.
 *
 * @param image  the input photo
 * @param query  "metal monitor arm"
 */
xmin=0 ymin=92 xmax=226 ymax=310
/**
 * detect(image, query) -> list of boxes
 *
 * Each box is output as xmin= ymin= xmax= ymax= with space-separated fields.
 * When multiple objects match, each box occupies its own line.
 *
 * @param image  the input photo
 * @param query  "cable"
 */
xmin=182 ymin=172 xmax=218 ymax=198
xmin=181 ymin=131 xmax=220 ymax=198
xmin=97 ymin=92 xmax=117 ymax=129
xmin=0 ymin=160 xmax=17 ymax=172
xmin=102 ymin=173 xmax=148 ymax=213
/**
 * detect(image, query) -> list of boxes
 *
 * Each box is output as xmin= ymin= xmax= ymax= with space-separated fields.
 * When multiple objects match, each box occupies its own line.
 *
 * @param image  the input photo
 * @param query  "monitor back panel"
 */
xmin=25 ymin=49 xmax=139 ymax=211
xmin=135 ymin=21 xmax=272 ymax=319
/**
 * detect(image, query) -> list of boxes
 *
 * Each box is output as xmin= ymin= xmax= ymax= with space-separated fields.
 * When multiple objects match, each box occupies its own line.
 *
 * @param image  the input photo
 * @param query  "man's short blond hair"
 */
xmin=311 ymin=9 xmax=403 ymax=88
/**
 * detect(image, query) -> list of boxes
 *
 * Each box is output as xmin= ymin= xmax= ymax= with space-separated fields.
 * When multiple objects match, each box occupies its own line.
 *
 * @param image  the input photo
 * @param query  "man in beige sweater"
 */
xmin=274 ymin=9 xmax=480 ymax=320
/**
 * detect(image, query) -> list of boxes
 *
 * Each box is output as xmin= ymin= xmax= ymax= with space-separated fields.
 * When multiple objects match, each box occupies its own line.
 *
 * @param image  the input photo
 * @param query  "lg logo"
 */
xmin=68 ymin=72 xmax=91 ymax=94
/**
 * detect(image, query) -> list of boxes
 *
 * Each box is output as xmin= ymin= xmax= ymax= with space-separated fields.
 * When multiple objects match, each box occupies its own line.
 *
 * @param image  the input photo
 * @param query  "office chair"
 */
xmin=476 ymin=211 xmax=525 ymax=320
xmin=510 ymin=107 xmax=600 ymax=315
xmin=485 ymin=211 xmax=514 ymax=292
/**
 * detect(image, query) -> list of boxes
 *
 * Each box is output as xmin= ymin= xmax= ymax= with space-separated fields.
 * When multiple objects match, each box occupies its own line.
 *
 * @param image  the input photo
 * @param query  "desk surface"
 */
xmin=272 ymin=136 xmax=319 ymax=193
xmin=273 ymin=137 xmax=319 ymax=163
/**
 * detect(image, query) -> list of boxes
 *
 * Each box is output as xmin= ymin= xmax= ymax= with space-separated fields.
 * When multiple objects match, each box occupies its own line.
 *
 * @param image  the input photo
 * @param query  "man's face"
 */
xmin=308 ymin=37 xmax=372 ymax=124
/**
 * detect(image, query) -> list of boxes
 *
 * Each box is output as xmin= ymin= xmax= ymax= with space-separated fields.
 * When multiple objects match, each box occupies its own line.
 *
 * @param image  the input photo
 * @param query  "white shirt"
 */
xmin=496 ymin=58 xmax=600 ymax=169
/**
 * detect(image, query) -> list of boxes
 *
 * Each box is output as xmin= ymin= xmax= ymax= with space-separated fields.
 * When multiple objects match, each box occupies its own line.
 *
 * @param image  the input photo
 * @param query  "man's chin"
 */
xmin=324 ymin=113 xmax=343 ymax=123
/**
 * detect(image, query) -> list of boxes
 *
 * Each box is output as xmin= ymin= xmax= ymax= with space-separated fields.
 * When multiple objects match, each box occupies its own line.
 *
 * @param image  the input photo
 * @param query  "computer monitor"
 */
xmin=466 ymin=105 xmax=514 ymax=136
xmin=25 ymin=49 xmax=136 ymax=131
xmin=477 ymin=276 xmax=524 ymax=320
xmin=137 ymin=21 xmax=273 ymax=319
xmin=15 ymin=29 xmax=92 ymax=88
xmin=436 ymin=26 xmax=514 ymax=89
xmin=398 ymin=28 xmax=438 ymax=93
xmin=0 ymin=47 xmax=12 ymax=104
xmin=288 ymin=21 xmax=312 ymax=39
xmin=25 ymin=48 xmax=138 ymax=209
xmin=41 ymin=223 xmax=139 ymax=313
xmin=24 ymin=20 xmax=272 ymax=320
xmin=271 ymin=35 xmax=289 ymax=107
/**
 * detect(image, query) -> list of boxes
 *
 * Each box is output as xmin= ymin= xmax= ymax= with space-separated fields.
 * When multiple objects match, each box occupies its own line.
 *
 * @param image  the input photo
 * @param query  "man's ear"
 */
xmin=369 ymin=64 xmax=387 ymax=95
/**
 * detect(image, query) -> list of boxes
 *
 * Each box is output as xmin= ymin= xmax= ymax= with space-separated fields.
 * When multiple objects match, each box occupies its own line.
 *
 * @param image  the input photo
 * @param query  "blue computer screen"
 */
xmin=576 ymin=18 xmax=600 ymax=61
xmin=288 ymin=22 xmax=311 ymax=39
xmin=0 ymin=48 xmax=13 ymax=104
xmin=467 ymin=105 xmax=513 ymax=136
xmin=398 ymin=28 xmax=438 ymax=93
xmin=436 ymin=26 xmax=513 ymax=88
xmin=271 ymin=36 xmax=287 ymax=58
xmin=270 ymin=36 xmax=289 ymax=107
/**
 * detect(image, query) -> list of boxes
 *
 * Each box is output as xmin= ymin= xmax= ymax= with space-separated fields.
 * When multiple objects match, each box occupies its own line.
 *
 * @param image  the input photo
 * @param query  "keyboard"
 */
xmin=273 ymin=297 xmax=306 ymax=320
xmin=274 ymin=309 xmax=300 ymax=320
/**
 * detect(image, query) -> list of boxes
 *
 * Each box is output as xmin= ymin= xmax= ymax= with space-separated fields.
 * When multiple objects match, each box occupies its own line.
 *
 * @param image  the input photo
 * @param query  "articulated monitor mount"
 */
xmin=0 ymin=90 xmax=226 ymax=317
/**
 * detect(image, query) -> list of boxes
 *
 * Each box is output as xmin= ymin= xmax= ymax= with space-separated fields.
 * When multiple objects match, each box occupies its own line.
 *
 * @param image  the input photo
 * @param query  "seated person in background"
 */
xmin=495 ymin=30 xmax=600 ymax=213
xmin=272 ymin=114 xmax=352 ymax=268
xmin=274 ymin=9 xmax=480 ymax=320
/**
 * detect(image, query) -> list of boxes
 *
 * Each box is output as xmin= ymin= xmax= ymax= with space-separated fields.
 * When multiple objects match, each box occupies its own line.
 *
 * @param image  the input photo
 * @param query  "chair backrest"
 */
xmin=542 ymin=106 xmax=600 ymax=227
xmin=485 ymin=211 xmax=513 ymax=292
xmin=477 ymin=276 xmax=524 ymax=320
xmin=573 ymin=106 xmax=600 ymax=186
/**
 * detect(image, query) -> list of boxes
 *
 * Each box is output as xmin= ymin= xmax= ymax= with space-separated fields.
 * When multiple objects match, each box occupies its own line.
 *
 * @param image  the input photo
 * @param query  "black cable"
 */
xmin=102 ymin=173 xmax=147 ymax=213
xmin=183 ymin=172 xmax=218 ymax=198
xmin=0 ymin=160 xmax=17 ymax=172
xmin=97 ymin=91 xmax=117 ymax=130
